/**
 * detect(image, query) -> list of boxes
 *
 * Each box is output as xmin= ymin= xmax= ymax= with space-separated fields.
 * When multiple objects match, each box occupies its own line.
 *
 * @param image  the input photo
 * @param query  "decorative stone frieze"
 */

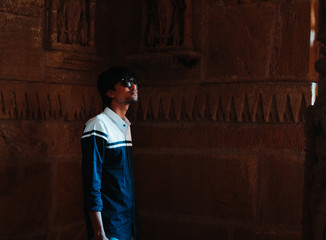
xmin=0 ymin=82 xmax=101 ymax=121
xmin=128 ymin=82 xmax=311 ymax=123
xmin=0 ymin=82 xmax=310 ymax=123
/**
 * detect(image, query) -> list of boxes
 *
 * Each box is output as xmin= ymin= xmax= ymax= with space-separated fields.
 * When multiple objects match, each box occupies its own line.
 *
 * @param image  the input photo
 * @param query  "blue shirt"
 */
xmin=81 ymin=107 xmax=136 ymax=240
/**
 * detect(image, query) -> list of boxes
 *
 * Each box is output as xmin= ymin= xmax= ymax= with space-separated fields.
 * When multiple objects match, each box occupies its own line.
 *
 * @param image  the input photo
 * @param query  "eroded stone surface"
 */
xmin=0 ymin=0 xmax=43 ymax=17
xmin=0 ymin=161 xmax=52 ymax=237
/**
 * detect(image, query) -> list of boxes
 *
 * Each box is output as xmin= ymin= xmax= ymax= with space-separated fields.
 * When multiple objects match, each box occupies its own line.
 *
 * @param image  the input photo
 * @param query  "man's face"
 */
xmin=107 ymin=77 xmax=138 ymax=105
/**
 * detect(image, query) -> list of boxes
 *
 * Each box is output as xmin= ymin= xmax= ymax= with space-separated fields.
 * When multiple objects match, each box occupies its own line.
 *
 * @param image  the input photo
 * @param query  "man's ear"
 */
xmin=106 ymin=89 xmax=115 ymax=99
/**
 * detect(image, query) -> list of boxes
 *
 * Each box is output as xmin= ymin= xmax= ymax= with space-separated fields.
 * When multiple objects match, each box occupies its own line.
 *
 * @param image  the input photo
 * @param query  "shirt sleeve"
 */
xmin=81 ymin=119 xmax=108 ymax=212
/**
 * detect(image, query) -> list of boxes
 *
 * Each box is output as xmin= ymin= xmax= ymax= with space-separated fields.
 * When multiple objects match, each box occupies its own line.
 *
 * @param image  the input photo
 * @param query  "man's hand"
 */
xmin=94 ymin=231 xmax=109 ymax=240
xmin=89 ymin=211 xmax=109 ymax=240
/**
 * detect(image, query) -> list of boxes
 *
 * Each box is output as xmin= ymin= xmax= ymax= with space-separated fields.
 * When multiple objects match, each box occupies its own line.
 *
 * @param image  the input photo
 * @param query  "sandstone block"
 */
xmin=53 ymin=160 xmax=84 ymax=226
xmin=0 ymin=13 xmax=42 ymax=81
xmin=134 ymin=152 xmax=257 ymax=221
xmin=234 ymin=227 xmax=301 ymax=240
xmin=0 ymin=161 xmax=52 ymax=237
xmin=132 ymin=123 xmax=305 ymax=152
xmin=276 ymin=1 xmax=310 ymax=78
xmin=140 ymin=211 xmax=229 ymax=240
xmin=0 ymin=121 xmax=85 ymax=160
xmin=206 ymin=2 xmax=277 ymax=80
xmin=258 ymin=154 xmax=304 ymax=228
xmin=0 ymin=0 xmax=42 ymax=17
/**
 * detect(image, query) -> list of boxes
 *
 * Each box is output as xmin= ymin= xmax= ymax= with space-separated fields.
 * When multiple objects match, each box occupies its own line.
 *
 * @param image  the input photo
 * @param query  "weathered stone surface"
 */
xmin=1 ymin=234 xmax=48 ymax=240
xmin=0 ymin=161 xmax=52 ymax=237
xmin=233 ymin=227 xmax=301 ymax=240
xmin=276 ymin=1 xmax=310 ymax=78
xmin=44 ymin=64 xmax=98 ymax=84
xmin=0 ymin=120 xmax=87 ymax=238
xmin=259 ymin=154 xmax=304 ymax=228
xmin=47 ymin=222 xmax=87 ymax=240
xmin=0 ymin=0 xmax=43 ymax=17
xmin=0 ymin=12 xmax=43 ymax=81
xmin=206 ymin=2 xmax=277 ymax=80
xmin=95 ymin=0 xmax=141 ymax=66
xmin=45 ymin=55 xmax=99 ymax=77
xmin=140 ymin=211 xmax=229 ymax=240
xmin=53 ymin=160 xmax=84 ymax=225
xmin=0 ymin=12 xmax=42 ymax=50
xmin=132 ymin=123 xmax=305 ymax=152
xmin=0 ymin=121 xmax=85 ymax=160
xmin=207 ymin=0 xmax=270 ymax=6
xmin=135 ymin=153 xmax=257 ymax=221
xmin=206 ymin=1 xmax=310 ymax=80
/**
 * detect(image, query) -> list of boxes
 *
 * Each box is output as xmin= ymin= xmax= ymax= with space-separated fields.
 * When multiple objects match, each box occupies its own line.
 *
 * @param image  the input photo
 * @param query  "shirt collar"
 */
xmin=104 ymin=107 xmax=130 ymax=135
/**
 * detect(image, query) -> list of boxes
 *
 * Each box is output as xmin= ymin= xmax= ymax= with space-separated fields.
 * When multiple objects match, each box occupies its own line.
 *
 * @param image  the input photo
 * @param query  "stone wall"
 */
xmin=0 ymin=0 xmax=100 ymax=239
xmin=0 ymin=0 xmax=314 ymax=239
xmin=125 ymin=0 xmax=312 ymax=240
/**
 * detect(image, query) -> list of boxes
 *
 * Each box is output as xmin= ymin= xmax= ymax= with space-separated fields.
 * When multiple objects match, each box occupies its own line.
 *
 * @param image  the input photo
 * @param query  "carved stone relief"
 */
xmin=127 ymin=0 xmax=200 ymax=69
xmin=0 ymin=82 xmax=310 ymax=123
xmin=0 ymin=82 xmax=101 ymax=121
xmin=46 ymin=0 xmax=98 ymax=71
xmin=47 ymin=0 xmax=96 ymax=50
xmin=144 ymin=0 xmax=188 ymax=50
xmin=127 ymin=83 xmax=310 ymax=123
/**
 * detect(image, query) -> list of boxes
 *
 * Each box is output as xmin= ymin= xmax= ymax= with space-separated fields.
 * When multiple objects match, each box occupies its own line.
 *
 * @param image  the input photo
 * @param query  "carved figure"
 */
xmin=147 ymin=0 xmax=186 ymax=48
xmin=57 ymin=0 xmax=88 ymax=45
xmin=79 ymin=10 xmax=88 ymax=46
xmin=65 ymin=0 xmax=82 ymax=43
xmin=57 ymin=6 xmax=66 ymax=43
xmin=147 ymin=19 xmax=156 ymax=47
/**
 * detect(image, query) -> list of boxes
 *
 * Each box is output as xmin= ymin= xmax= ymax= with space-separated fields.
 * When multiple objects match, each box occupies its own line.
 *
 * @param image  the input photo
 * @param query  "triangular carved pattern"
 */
xmin=128 ymin=87 xmax=310 ymax=123
xmin=0 ymin=87 xmax=102 ymax=121
xmin=0 ymin=85 xmax=310 ymax=123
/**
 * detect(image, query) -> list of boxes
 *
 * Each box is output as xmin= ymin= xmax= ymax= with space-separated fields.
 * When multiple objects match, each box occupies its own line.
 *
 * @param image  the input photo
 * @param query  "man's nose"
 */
xmin=130 ymin=82 xmax=138 ymax=90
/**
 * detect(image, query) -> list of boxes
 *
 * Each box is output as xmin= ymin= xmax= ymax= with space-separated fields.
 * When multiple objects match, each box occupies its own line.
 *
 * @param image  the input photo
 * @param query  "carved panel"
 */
xmin=140 ymin=0 xmax=192 ymax=51
xmin=127 ymin=0 xmax=200 ymax=69
xmin=46 ymin=0 xmax=96 ymax=51
xmin=45 ymin=0 xmax=98 ymax=71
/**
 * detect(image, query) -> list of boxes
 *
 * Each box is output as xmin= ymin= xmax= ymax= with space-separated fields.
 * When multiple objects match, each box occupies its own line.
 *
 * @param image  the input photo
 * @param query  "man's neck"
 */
xmin=109 ymin=103 xmax=129 ymax=119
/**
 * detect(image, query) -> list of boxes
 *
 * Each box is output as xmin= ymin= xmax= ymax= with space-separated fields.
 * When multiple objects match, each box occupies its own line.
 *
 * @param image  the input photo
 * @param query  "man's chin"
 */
xmin=129 ymin=98 xmax=138 ymax=103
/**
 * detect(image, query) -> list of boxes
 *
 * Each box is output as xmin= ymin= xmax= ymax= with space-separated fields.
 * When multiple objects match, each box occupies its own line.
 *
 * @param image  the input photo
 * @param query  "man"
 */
xmin=81 ymin=66 xmax=139 ymax=240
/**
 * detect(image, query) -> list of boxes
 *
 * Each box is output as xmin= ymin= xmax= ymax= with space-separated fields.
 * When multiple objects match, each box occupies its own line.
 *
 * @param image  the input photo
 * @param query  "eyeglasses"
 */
xmin=120 ymin=77 xmax=139 ymax=89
